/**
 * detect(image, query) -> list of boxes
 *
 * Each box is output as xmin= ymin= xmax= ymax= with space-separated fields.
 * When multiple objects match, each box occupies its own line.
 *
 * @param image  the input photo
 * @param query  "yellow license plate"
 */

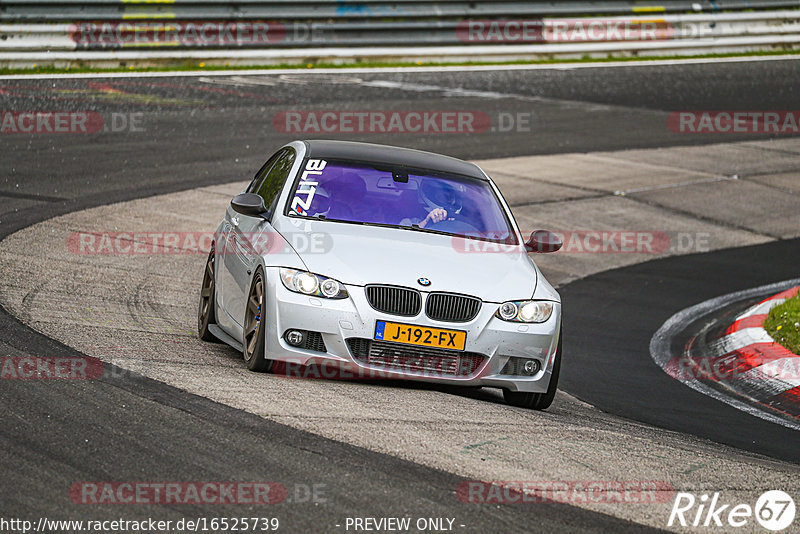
xmin=374 ymin=321 xmax=466 ymax=351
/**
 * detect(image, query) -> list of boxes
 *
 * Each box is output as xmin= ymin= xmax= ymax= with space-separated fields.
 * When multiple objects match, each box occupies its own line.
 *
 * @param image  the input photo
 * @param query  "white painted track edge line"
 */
xmin=1 ymin=53 xmax=800 ymax=80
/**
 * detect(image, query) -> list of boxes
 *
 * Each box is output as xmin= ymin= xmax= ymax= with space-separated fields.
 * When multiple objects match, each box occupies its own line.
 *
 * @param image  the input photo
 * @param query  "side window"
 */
xmin=252 ymin=150 xmax=285 ymax=197
xmin=247 ymin=148 xmax=297 ymax=216
xmin=247 ymin=151 xmax=282 ymax=195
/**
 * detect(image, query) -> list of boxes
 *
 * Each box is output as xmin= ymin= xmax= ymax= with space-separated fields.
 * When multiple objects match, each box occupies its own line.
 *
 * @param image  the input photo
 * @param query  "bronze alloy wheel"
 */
xmin=197 ymin=247 xmax=219 ymax=342
xmin=243 ymin=269 xmax=272 ymax=372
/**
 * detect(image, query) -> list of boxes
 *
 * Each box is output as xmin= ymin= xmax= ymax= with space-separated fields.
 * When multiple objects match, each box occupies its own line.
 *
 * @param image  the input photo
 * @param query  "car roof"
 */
xmin=301 ymin=140 xmax=487 ymax=180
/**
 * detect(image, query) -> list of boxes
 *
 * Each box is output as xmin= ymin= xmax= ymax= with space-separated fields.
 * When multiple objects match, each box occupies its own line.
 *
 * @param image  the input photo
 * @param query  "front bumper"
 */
xmin=262 ymin=267 xmax=561 ymax=393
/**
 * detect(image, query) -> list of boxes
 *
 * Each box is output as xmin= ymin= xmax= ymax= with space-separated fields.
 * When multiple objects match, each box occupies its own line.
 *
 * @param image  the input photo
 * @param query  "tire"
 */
xmin=242 ymin=269 xmax=273 ymax=372
xmin=197 ymin=247 xmax=220 ymax=342
xmin=503 ymin=330 xmax=562 ymax=410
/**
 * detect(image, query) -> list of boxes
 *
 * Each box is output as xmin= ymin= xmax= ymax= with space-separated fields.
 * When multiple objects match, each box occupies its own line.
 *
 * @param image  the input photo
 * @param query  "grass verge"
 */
xmin=0 ymin=49 xmax=798 ymax=76
xmin=764 ymin=291 xmax=800 ymax=355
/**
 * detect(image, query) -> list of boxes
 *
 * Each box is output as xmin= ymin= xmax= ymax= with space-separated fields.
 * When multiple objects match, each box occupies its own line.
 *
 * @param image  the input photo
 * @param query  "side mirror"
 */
xmin=231 ymin=193 xmax=268 ymax=217
xmin=525 ymin=230 xmax=563 ymax=253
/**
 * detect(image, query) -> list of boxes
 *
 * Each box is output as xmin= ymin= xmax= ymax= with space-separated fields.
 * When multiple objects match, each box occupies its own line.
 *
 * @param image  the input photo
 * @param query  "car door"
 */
xmin=223 ymin=147 xmax=297 ymax=329
xmin=217 ymin=151 xmax=281 ymax=333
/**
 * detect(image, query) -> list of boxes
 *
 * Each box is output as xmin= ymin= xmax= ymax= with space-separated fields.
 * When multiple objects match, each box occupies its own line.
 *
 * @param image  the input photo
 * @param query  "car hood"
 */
xmin=272 ymin=218 xmax=538 ymax=302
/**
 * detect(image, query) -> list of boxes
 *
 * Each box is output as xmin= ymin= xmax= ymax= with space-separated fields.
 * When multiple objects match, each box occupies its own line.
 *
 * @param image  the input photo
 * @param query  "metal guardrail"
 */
xmin=4 ymin=11 xmax=800 ymax=49
xmin=0 ymin=1 xmax=798 ymax=67
xmin=2 ymin=0 xmax=799 ymax=22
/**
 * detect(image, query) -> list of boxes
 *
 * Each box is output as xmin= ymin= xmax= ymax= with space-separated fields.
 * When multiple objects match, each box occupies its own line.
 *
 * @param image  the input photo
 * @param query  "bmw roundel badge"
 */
xmin=417 ymin=277 xmax=431 ymax=287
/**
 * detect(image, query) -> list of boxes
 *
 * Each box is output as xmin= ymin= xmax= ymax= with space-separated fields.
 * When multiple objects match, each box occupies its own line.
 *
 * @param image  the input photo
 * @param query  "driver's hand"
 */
xmin=422 ymin=208 xmax=447 ymax=227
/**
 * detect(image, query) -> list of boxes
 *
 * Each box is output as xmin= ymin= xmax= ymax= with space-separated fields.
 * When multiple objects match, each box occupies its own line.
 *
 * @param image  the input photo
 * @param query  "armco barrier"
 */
xmin=0 ymin=1 xmax=799 ymax=67
xmin=2 ymin=1 xmax=799 ymax=22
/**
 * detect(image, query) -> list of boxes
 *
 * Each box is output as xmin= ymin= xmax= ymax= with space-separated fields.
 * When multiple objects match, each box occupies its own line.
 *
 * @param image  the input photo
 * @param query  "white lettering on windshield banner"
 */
xmin=291 ymin=159 xmax=326 ymax=216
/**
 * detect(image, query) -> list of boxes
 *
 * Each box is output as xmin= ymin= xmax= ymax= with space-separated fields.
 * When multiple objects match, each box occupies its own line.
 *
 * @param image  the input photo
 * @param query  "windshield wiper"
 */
xmin=296 ymin=214 xmax=464 ymax=237
xmin=404 ymin=224 xmax=453 ymax=238
xmin=312 ymin=215 xmax=366 ymax=225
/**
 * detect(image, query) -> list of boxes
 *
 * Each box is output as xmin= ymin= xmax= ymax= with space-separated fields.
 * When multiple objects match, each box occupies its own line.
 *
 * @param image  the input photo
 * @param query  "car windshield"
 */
xmin=286 ymin=159 xmax=517 ymax=243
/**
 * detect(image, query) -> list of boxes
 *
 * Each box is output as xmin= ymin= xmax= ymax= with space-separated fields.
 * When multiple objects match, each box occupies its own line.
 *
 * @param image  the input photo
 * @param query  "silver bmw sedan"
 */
xmin=198 ymin=140 xmax=563 ymax=409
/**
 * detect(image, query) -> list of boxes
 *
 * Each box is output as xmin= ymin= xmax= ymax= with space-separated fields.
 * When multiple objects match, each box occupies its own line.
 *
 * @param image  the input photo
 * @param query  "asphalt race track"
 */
xmin=561 ymin=238 xmax=800 ymax=464
xmin=1 ymin=58 xmax=799 ymax=532
xmin=1 ymin=337 xmax=656 ymax=533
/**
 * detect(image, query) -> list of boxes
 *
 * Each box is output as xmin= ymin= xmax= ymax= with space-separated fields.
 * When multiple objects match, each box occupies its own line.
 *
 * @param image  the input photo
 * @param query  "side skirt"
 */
xmin=209 ymin=324 xmax=244 ymax=352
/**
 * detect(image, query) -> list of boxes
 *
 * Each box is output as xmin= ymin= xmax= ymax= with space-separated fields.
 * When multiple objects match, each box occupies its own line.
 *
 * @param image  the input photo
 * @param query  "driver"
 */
xmin=419 ymin=207 xmax=448 ymax=228
xmin=399 ymin=205 xmax=448 ymax=228
xmin=401 ymin=180 xmax=460 ymax=228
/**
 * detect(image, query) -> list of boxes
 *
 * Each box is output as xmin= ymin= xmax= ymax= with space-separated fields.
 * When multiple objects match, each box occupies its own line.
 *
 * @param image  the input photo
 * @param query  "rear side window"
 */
xmin=248 ymin=147 xmax=296 ymax=216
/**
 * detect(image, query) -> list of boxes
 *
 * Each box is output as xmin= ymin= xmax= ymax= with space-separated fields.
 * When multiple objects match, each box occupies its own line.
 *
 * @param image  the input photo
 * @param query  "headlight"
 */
xmin=279 ymin=268 xmax=348 ymax=299
xmin=495 ymin=300 xmax=553 ymax=323
xmin=497 ymin=301 xmax=518 ymax=320
xmin=320 ymin=278 xmax=342 ymax=298
xmin=295 ymin=272 xmax=319 ymax=294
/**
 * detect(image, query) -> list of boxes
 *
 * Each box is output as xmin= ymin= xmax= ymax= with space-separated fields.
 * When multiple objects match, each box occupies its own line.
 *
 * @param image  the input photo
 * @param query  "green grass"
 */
xmin=764 ymin=291 xmax=800 ymax=355
xmin=1 ymin=48 xmax=798 ymax=76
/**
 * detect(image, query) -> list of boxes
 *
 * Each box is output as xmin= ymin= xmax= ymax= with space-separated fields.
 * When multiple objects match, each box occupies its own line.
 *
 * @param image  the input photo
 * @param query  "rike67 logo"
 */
xmin=668 ymin=490 xmax=795 ymax=531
